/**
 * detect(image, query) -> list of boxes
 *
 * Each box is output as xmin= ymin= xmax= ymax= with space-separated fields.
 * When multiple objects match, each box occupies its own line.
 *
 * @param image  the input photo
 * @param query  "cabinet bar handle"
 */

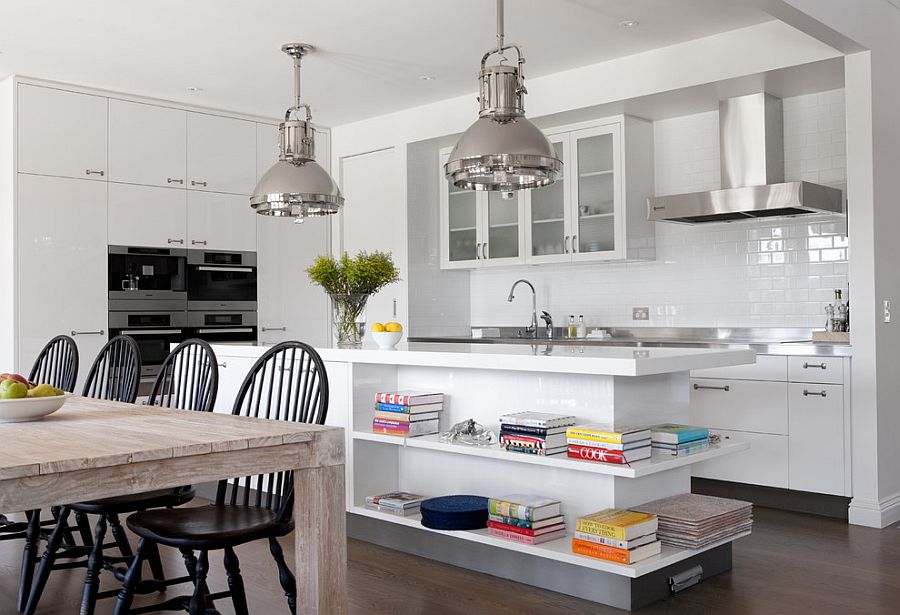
xmin=191 ymin=240 xmax=207 ymax=246
xmin=803 ymin=362 xmax=827 ymax=369
xmin=482 ymin=243 xmax=488 ymax=259
xmin=693 ymin=383 xmax=730 ymax=391
xmin=803 ymin=389 xmax=827 ymax=397
xmin=572 ymin=234 xmax=578 ymax=253
xmin=167 ymin=238 xmax=184 ymax=245
xmin=564 ymin=235 xmax=570 ymax=253
xmin=393 ymin=299 xmax=397 ymax=318
xmin=475 ymin=242 xmax=481 ymax=259
xmin=191 ymin=180 xmax=207 ymax=187
xmin=217 ymin=362 xmax=227 ymax=368
xmin=71 ymin=329 xmax=105 ymax=336
xmin=261 ymin=327 xmax=286 ymax=332
xmin=85 ymin=169 xmax=105 ymax=176
xmin=167 ymin=178 xmax=184 ymax=184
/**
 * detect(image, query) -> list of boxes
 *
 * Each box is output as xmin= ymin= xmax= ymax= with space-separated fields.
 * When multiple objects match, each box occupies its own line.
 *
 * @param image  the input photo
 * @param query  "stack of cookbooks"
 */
xmin=486 ymin=494 xmax=567 ymax=544
xmin=632 ymin=493 xmax=752 ymax=549
xmin=372 ymin=390 xmax=444 ymax=437
xmin=572 ymin=509 xmax=661 ymax=564
xmin=650 ymin=424 xmax=710 ymax=456
xmin=565 ymin=424 xmax=652 ymax=464
xmin=364 ymin=491 xmax=429 ymax=517
xmin=498 ymin=411 xmax=576 ymax=456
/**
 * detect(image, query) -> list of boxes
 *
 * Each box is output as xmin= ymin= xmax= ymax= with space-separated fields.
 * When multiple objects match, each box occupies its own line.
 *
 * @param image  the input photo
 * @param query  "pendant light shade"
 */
xmin=445 ymin=0 xmax=562 ymax=191
xmin=251 ymin=43 xmax=343 ymax=222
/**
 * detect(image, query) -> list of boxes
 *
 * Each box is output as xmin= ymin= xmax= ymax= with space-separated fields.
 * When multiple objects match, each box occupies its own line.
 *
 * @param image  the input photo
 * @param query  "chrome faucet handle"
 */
xmin=540 ymin=311 xmax=553 ymax=338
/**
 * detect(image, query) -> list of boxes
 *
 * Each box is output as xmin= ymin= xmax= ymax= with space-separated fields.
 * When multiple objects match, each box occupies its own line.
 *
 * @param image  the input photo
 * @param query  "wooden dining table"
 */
xmin=0 ymin=396 xmax=347 ymax=614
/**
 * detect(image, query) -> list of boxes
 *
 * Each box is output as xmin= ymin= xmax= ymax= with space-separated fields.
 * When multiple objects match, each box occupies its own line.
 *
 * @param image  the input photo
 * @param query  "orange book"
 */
xmin=571 ymin=538 xmax=661 ymax=564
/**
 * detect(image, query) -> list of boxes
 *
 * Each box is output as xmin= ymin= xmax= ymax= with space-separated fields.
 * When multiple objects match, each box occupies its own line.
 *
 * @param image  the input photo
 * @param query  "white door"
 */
xmin=525 ymin=134 xmax=571 ymax=264
xmin=256 ymin=122 xmax=280 ymax=182
xmin=788 ymin=383 xmax=845 ymax=495
xmin=108 ymin=183 xmax=187 ymax=248
xmin=187 ymin=191 xmax=257 ymax=252
xmin=17 ymin=84 xmax=108 ymax=181
xmin=187 ymin=112 xmax=257 ymax=195
xmin=109 ymin=99 xmax=187 ymax=188
xmin=339 ymin=148 xmax=407 ymax=337
xmin=17 ymin=174 xmax=108 ymax=387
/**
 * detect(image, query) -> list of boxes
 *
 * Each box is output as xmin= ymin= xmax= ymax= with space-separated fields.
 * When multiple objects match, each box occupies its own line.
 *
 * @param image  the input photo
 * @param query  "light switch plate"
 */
xmin=885 ymin=300 xmax=892 ymax=323
xmin=632 ymin=307 xmax=650 ymax=321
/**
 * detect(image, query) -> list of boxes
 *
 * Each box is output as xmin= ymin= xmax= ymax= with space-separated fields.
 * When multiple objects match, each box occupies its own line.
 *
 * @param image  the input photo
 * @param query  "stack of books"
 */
xmin=632 ymin=493 xmax=752 ymax=549
xmin=572 ymin=509 xmax=662 ymax=564
xmin=486 ymin=494 xmax=567 ymax=544
xmin=365 ymin=491 xmax=428 ymax=517
xmin=498 ymin=412 xmax=576 ymax=456
xmin=565 ymin=423 xmax=652 ymax=464
xmin=372 ymin=390 xmax=443 ymax=437
xmin=650 ymin=424 xmax=710 ymax=456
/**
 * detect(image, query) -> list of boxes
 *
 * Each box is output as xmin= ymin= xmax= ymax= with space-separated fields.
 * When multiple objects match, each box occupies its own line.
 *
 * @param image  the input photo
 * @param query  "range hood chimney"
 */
xmin=648 ymin=93 xmax=844 ymax=224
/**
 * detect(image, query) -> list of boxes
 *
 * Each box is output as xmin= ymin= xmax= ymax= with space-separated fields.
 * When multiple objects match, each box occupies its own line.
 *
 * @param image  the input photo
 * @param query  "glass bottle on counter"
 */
xmin=824 ymin=304 xmax=835 ymax=332
xmin=834 ymin=289 xmax=847 ymax=333
xmin=567 ymin=315 xmax=577 ymax=339
xmin=577 ymin=315 xmax=586 ymax=338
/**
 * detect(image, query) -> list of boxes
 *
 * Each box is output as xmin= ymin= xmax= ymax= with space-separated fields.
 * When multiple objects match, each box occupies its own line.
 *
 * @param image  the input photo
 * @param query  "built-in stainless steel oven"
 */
xmin=187 ymin=250 xmax=257 ymax=311
xmin=187 ymin=311 xmax=258 ymax=344
xmin=108 ymin=309 xmax=189 ymax=395
xmin=108 ymin=246 xmax=187 ymax=310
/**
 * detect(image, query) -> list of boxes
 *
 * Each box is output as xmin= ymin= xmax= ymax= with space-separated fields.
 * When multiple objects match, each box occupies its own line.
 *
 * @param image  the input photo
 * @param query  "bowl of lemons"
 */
xmin=371 ymin=322 xmax=403 ymax=349
xmin=0 ymin=373 xmax=71 ymax=422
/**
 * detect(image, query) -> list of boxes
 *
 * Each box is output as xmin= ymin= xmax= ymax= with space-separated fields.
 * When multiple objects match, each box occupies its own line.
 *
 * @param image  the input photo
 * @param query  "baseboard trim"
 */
xmin=849 ymin=491 xmax=900 ymax=528
xmin=691 ymin=478 xmax=850 ymax=520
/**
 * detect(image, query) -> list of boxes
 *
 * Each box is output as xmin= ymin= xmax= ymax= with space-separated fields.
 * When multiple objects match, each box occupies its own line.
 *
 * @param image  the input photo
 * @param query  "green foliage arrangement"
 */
xmin=307 ymin=251 xmax=400 ymax=296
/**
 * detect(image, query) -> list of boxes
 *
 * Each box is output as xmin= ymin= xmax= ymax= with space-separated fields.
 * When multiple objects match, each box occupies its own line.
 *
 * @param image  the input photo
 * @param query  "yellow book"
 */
xmin=575 ymin=509 xmax=658 ymax=540
xmin=566 ymin=424 xmax=650 ymax=445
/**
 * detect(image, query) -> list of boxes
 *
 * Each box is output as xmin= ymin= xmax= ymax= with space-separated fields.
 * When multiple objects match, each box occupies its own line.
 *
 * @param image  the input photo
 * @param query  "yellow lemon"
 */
xmin=385 ymin=322 xmax=403 ymax=333
xmin=371 ymin=323 xmax=385 ymax=332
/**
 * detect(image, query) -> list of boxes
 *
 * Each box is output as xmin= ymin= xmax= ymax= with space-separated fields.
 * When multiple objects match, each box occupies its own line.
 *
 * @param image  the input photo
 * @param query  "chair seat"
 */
xmin=70 ymin=488 xmax=195 ymax=514
xmin=126 ymin=505 xmax=293 ymax=550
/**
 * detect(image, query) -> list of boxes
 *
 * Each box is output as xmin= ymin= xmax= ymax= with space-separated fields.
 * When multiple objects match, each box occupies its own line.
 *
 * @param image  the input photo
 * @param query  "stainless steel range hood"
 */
xmin=648 ymin=93 xmax=844 ymax=224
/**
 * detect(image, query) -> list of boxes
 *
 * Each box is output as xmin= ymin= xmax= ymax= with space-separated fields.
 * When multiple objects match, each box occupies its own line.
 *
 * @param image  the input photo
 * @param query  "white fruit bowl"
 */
xmin=0 ymin=392 xmax=72 ymax=423
xmin=372 ymin=331 xmax=403 ymax=349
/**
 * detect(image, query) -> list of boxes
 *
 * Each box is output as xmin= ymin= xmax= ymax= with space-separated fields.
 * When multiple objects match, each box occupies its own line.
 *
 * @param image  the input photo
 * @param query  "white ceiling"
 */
xmin=0 ymin=1 xmax=772 ymax=126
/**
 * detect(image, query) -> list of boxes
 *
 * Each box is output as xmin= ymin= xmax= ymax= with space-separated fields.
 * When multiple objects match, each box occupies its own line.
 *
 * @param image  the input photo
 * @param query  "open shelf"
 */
xmin=579 ymin=213 xmax=614 ymax=219
xmin=488 ymin=222 xmax=519 ymax=229
xmin=352 ymin=430 xmax=749 ymax=479
xmin=449 ymin=226 xmax=476 ymax=232
xmin=350 ymin=504 xmax=750 ymax=578
xmin=532 ymin=217 xmax=564 ymax=224
xmin=579 ymin=170 xmax=614 ymax=178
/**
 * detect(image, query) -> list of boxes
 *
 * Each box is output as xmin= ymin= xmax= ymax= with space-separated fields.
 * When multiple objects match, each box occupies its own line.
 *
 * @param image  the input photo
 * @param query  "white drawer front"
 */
xmin=690 ymin=378 xmax=788 ymax=435
xmin=788 ymin=356 xmax=843 ymax=384
xmin=691 ymin=355 xmax=786 ymax=381
xmin=788 ymin=383 xmax=845 ymax=495
xmin=692 ymin=429 xmax=789 ymax=488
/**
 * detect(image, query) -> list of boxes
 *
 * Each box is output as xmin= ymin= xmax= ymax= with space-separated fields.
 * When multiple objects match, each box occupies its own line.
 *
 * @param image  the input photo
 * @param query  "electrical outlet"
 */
xmin=885 ymin=300 xmax=892 ymax=323
xmin=632 ymin=307 xmax=650 ymax=321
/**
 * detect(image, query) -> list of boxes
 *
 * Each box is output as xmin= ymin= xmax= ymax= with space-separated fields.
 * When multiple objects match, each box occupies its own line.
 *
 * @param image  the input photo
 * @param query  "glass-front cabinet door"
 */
xmin=526 ymin=134 xmax=569 ymax=264
xmin=570 ymin=123 xmax=623 ymax=262
xmin=482 ymin=191 xmax=525 ymax=266
xmin=440 ymin=149 xmax=481 ymax=268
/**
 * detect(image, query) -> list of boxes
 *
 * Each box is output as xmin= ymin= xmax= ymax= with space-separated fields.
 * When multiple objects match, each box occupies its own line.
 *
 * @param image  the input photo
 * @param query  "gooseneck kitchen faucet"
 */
xmin=507 ymin=279 xmax=538 ymax=338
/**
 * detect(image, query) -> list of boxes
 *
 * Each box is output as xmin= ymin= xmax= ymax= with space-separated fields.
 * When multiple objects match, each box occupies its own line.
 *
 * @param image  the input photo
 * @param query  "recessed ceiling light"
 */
xmin=618 ymin=19 xmax=639 ymax=28
xmin=186 ymin=86 xmax=203 ymax=92
xmin=418 ymin=75 xmax=435 ymax=81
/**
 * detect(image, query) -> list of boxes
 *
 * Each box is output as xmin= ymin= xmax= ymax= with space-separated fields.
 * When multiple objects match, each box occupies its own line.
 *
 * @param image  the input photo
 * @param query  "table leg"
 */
xmin=293 ymin=464 xmax=346 ymax=615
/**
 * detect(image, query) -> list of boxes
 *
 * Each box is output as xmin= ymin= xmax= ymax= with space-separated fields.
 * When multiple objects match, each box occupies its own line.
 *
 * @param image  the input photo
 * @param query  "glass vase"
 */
xmin=330 ymin=293 xmax=369 ymax=347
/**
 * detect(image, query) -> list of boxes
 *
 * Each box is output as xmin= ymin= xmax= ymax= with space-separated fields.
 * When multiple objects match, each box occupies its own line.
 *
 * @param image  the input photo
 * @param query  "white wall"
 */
xmin=0 ymin=77 xmax=15 ymax=369
xmin=470 ymin=90 xmax=848 ymax=329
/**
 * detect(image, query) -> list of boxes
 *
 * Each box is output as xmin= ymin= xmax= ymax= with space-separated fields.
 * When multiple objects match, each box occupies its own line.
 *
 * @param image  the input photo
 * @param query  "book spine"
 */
xmin=499 ymin=424 xmax=555 ymax=436
xmin=499 ymin=434 xmax=547 ymax=447
xmin=571 ymin=539 xmax=629 ymax=563
xmin=565 ymin=430 xmax=625 ymax=444
xmin=486 ymin=520 xmax=537 ymax=537
xmin=572 ymin=531 xmax=632 ymax=549
xmin=574 ymin=520 xmax=626 ymax=539
xmin=374 ymin=402 xmax=411 ymax=413
xmin=499 ymin=417 xmax=550 ymax=429
xmin=488 ymin=527 xmax=539 ymax=544
xmin=488 ymin=514 xmax=533 ymax=528
xmin=566 ymin=437 xmax=628 ymax=449
xmin=375 ymin=393 xmax=412 ymax=405
xmin=504 ymin=444 xmax=562 ymax=456
xmin=567 ymin=444 xmax=628 ymax=464
xmin=372 ymin=420 xmax=409 ymax=430
xmin=489 ymin=500 xmax=534 ymax=521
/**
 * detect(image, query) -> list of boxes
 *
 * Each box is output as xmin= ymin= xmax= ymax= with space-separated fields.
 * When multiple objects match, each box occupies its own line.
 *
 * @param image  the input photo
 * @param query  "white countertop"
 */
xmin=213 ymin=341 xmax=755 ymax=376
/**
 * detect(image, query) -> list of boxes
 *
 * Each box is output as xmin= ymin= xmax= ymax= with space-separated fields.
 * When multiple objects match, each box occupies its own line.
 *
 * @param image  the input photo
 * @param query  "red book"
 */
xmin=375 ymin=391 xmax=443 ymax=405
xmin=486 ymin=520 xmax=565 ymax=537
xmin=567 ymin=444 xmax=651 ymax=464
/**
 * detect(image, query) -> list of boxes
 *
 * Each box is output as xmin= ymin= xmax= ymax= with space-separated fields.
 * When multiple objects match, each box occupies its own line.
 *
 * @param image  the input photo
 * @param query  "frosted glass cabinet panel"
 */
xmin=527 ymin=136 xmax=568 ymax=263
xmin=447 ymin=189 xmax=478 ymax=264
xmin=574 ymin=127 xmax=620 ymax=258
xmin=484 ymin=191 xmax=523 ymax=263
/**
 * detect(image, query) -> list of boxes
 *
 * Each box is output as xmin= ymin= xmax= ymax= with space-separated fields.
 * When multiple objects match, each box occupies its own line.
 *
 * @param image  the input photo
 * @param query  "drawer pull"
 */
xmin=261 ymin=326 xmax=286 ymax=332
xmin=167 ymin=238 xmax=184 ymax=245
xmin=85 ymin=169 xmax=105 ymax=176
xmin=693 ymin=384 xmax=730 ymax=392
xmin=803 ymin=389 xmax=827 ymax=397
xmin=191 ymin=180 xmax=207 ymax=187
xmin=167 ymin=178 xmax=184 ymax=185
xmin=217 ymin=362 xmax=227 ymax=368
xmin=803 ymin=362 xmax=827 ymax=370
xmin=71 ymin=329 xmax=105 ymax=336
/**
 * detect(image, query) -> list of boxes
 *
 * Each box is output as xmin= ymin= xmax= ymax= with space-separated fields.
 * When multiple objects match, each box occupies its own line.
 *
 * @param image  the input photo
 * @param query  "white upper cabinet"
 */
xmin=108 ymin=183 xmax=187 ymax=248
xmin=17 ymin=84 xmax=108 ymax=180
xmin=108 ymin=99 xmax=187 ymax=188
xmin=256 ymin=122 xmax=280 ymax=182
xmin=525 ymin=134 xmax=570 ymax=264
xmin=187 ymin=112 xmax=257 ymax=195
xmin=187 ymin=191 xmax=257 ymax=252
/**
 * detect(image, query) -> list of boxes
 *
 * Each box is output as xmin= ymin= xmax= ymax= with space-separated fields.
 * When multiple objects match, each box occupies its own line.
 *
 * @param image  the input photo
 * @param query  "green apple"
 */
xmin=26 ymin=384 xmax=60 ymax=398
xmin=0 ymin=379 xmax=28 ymax=399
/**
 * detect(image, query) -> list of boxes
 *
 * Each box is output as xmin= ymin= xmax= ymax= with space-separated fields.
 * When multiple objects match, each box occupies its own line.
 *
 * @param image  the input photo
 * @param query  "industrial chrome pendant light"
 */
xmin=445 ymin=0 xmax=562 ymax=191
xmin=251 ymin=43 xmax=343 ymax=223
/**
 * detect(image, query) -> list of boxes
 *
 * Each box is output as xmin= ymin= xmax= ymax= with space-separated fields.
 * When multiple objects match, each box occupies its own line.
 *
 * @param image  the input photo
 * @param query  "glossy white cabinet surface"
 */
xmin=256 ymin=123 xmax=280 ymax=182
xmin=788 ymin=383 xmax=845 ymax=495
xmin=109 ymin=99 xmax=187 ymax=188
xmin=187 ymin=112 xmax=257 ymax=195
xmin=210 ymin=356 xmax=257 ymax=414
xmin=787 ymin=356 xmax=844 ymax=384
xmin=17 ymin=85 xmax=108 ymax=181
xmin=187 ymin=191 xmax=257 ymax=252
xmin=108 ymin=183 xmax=187 ymax=249
xmin=16 ymin=174 xmax=108 ymax=386
xmin=690 ymin=378 xmax=789 ymax=434
xmin=693 ymin=429 xmax=789 ymax=488
xmin=691 ymin=354 xmax=788 ymax=381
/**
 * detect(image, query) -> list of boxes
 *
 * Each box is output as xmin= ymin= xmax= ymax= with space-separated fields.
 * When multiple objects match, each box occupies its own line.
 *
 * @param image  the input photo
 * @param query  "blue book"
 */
xmin=375 ymin=401 xmax=443 ymax=414
xmin=650 ymin=424 xmax=709 ymax=444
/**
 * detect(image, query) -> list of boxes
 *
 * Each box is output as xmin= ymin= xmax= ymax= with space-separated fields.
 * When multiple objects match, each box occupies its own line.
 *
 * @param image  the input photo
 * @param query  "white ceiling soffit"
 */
xmin=0 ymin=0 xmax=771 ymax=126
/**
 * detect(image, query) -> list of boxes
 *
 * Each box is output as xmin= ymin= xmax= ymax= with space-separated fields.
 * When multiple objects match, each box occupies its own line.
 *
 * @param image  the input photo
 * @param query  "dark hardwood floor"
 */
xmin=1 ymin=506 xmax=899 ymax=614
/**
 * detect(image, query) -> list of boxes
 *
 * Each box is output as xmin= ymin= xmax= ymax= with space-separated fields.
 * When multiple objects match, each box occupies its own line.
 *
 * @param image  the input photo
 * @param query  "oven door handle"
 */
xmin=194 ymin=266 xmax=254 ymax=273
xmin=120 ymin=329 xmax=184 ymax=335
xmin=196 ymin=327 xmax=255 ymax=334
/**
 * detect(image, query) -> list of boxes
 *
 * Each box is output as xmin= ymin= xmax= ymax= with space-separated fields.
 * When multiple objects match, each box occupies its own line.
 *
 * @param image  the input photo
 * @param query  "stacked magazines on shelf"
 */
xmin=572 ymin=509 xmax=661 ymax=564
xmin=650 ymin=424 xmax=710 ymax=456
xmin=632 ymin=493 xmax=752 ymax=549
xmin=498 ymin=412 xmax=576 ymax=456
xmin=365 ymin=492 xmax=429 ymax=517
xmin=487 ymin=494 xmax=567 ymax=545
xmin=565 ymin=424 xmax=651 ymax=464
xmin=372 ymin=390 xmax=444 ymax=437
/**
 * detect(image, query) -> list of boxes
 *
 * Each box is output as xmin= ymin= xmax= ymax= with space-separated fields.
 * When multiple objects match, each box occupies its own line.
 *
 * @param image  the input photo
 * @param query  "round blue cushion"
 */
xmin=420 ymin=495 xmax=489 ymax=530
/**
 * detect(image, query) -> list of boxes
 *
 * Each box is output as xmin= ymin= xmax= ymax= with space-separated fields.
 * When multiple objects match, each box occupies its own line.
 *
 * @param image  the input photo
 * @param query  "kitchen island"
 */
xmin=210 ymin=341 xmax=755 ymax=610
